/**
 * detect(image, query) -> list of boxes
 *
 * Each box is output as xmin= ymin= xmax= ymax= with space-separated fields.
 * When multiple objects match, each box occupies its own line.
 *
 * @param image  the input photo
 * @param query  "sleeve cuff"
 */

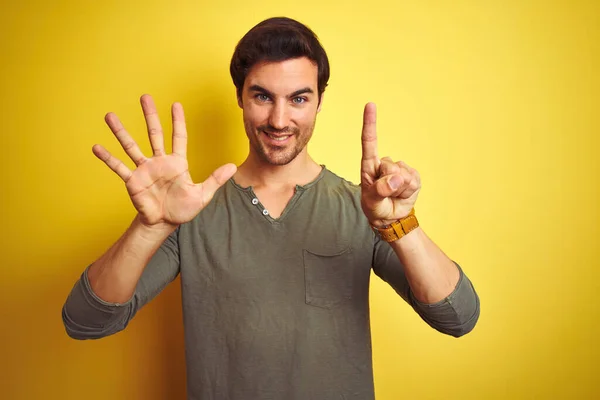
xmin=81 ymin=265 xmax=134 ymax=310
xmin=409 ymin=262 xmax=480 ymax=337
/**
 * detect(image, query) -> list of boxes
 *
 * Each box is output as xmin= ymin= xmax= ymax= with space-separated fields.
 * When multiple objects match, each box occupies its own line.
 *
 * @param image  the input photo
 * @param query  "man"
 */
xmin=62 ymin=17 xmax=479 ymax=400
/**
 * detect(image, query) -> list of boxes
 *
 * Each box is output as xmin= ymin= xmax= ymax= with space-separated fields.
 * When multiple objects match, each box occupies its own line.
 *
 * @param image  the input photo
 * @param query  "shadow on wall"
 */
xmin=0 ymin=75 xmax=242 ymax=399
xmin=147 ymin=72 xmax=243 ymax=398
xmin=178 ymin=69 xmax=245 ymax=182
xmin=129 ymin=73 xmax=243 ymax=398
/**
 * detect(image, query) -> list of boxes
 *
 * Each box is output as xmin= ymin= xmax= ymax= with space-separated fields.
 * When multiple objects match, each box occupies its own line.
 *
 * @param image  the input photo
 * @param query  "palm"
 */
xmin=93 ymin=95 xmax=236 ymax=228
xmin=126 ymin=155 xmax=198 ymax=225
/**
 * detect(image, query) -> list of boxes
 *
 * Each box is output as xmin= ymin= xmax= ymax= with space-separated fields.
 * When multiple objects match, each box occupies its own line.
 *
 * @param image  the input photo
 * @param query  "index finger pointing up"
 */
xmin=361 ymin=102 xmax=378 ymax=161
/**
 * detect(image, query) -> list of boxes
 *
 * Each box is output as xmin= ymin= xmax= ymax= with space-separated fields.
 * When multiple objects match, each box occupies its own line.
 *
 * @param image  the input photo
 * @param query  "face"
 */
xmin=238 ymin=57 xmax=322 ymax=166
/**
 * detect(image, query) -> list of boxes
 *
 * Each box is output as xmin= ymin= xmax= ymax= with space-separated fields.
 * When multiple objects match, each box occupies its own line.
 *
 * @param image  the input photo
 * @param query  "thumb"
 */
xmin=373 ymin=174 xmax=403 ymax=198
xmin=196 ymin=163 xmax=238 ymax=205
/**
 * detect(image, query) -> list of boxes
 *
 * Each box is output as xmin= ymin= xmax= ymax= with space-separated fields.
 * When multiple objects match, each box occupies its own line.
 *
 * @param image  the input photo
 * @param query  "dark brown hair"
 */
xmin=230 ymin=17 xmax=330 ymax=102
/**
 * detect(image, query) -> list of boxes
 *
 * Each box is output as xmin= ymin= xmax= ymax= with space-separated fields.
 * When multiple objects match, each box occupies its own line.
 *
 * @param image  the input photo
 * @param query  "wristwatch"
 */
xmin=372 ymin=208 xmax=419 ymax=242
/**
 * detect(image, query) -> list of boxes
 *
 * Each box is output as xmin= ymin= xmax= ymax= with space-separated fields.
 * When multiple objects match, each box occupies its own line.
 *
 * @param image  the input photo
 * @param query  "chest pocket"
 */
xmin=303 ymin=246 xmax=355 ymax=309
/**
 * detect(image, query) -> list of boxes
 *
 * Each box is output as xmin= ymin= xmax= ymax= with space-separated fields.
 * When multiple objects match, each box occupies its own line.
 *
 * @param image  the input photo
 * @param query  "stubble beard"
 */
xmin=244 ymin=119 xmax=316 ymax=166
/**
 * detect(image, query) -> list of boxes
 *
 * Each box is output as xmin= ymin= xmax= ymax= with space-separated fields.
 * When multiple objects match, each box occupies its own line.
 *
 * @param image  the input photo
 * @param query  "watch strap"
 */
xmin=373 ymin=208 xmax=419 ymax=242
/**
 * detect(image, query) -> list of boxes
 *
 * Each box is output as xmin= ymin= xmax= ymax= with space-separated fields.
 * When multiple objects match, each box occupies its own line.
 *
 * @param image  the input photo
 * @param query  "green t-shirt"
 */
xmin=63 ymin=167 xmax=480 ymax=400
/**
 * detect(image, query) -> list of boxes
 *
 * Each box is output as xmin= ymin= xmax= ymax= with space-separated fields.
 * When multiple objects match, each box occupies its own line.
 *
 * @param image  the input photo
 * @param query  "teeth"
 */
xmin=268 ymin=133 xmax=289 ymax=141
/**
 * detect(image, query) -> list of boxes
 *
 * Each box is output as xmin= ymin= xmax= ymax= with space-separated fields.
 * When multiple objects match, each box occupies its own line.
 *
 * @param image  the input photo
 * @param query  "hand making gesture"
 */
xmin=93 ymin=94 xmax=237 ymax=228
xmin=360 ymin=103 xmax=421 ymax=228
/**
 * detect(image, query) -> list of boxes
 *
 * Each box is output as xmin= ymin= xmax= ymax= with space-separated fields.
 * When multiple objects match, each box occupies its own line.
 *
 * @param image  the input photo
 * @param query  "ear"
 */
xmin=317 ymin=92 xmax=325 ymax=113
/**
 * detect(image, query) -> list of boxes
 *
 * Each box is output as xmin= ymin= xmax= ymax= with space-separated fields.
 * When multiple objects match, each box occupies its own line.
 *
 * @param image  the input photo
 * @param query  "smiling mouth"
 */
xmin=264 ymin=131 xmax=292 ymax=141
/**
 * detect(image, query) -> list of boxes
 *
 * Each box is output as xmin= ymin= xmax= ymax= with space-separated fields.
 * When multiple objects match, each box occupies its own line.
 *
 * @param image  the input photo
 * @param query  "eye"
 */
xmin=255 ymin=94 xmax=270 ymax=102
xmin=292 ymin=97 xmax=307 ymax=104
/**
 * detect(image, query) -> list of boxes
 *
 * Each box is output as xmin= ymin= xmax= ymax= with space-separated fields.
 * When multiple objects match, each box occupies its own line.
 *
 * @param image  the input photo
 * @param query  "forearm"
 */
xmin=388 ymin=226 xmax=459 ymax=304
xmin=87 ymin=214 xmax=177 ymax=304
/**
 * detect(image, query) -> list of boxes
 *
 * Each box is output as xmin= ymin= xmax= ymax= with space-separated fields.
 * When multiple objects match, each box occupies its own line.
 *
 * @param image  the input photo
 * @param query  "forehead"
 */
xmin=244 ymin=57 xmax=318 ymax=93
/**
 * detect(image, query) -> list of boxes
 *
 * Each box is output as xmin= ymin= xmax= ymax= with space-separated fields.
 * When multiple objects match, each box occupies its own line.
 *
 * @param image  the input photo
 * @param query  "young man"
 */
xmin=63 ymin=17 xmax=480 ymax=400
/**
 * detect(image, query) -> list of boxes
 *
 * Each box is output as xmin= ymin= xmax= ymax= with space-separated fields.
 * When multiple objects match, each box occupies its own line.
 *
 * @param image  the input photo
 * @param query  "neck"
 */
xmin=234 ymin=148 xmax=322 ymax=189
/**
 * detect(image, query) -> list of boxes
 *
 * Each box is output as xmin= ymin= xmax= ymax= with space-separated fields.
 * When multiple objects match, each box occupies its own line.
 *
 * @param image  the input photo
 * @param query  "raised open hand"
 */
xmin=360 ymin=103 xmax=421 ymax=228
xmin=93 ymin=94 xmax=237 ymax=228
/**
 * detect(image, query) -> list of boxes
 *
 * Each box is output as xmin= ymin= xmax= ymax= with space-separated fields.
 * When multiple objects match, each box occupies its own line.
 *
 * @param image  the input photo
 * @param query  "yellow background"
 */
xmin=1 ymin=0 xmax=598 ymax=399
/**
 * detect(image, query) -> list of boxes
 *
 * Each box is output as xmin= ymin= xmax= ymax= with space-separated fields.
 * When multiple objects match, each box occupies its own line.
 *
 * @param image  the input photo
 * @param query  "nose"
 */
xmin=268 ymin=101 xmax=290 ymax=130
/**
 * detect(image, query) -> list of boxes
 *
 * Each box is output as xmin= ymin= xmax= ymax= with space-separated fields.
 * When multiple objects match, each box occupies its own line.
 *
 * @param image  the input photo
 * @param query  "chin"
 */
xmin=259 ymin=148 xmax=300 ymax=166
xmin=261 ymin=153 xmax=296 ymax=166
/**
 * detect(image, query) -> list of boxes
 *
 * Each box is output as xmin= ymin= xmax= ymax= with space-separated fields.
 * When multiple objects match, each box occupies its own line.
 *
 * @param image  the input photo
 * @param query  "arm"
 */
xmin=388 ymin=226 xmax=459 ymax=304
xmin=62 ymin=219 xmax=180 ymax=339
xmin=87 ymin=215 xmax=176 ymax=304
xmin=361 ymin=102 xmax=479 ymax=337
xmin=373 ymin=230 xmax=480 ymax=338
xmin=62 ymin=95 xmax=236 ymax=339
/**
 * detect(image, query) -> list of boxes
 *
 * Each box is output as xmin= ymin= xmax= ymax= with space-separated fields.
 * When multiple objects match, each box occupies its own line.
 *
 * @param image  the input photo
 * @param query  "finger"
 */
xmin=398 ymin=177 xmax=420 ymax=199
xmin=379 ymin=157 xmax=401 ymax=177
xmin=398 ymin=160 xmax=415 ymax=175
xmin=140 ymin=94 xmax=165 ymax=156
xmin=92 ymin=144 xmax=133 ymax=182
xmin=104 ymin=112 xmax=147 ymax=166
xmin=196 ymin=163 xmax=238 ymax=206
xmin=372 ymin=174 xmax=405 ymax=199
xmin=398 ymin=161 xmax=421 ymax=186
xmin=171 ymin=102 xmax=187 ymax=157
xmin=398 ymin=160 xmax=410 ymax=170
xmin=413 ymin=169 xmax=421 ymax=186
xmin=374 ymin=169 xmax=415 ymax=199
xmin=361 ymin=102 xmax=378 ymax=161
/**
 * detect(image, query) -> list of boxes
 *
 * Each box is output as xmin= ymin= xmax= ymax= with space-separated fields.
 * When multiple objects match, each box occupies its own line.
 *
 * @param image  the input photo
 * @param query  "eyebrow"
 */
xmin=248 ymin=85 xmax=314 ymax=98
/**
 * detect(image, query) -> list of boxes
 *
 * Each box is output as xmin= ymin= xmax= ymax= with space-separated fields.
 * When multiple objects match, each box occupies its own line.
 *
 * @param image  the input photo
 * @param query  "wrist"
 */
xmin=133 ymin=214 xmax=178 ymax=241
xmin=371 ymin=208 xmax=419 ymax=242
xmin=369 ymin=218 xmax=399 ymax=229
xmin=368 ymin=207 xmax=415 ymax=229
